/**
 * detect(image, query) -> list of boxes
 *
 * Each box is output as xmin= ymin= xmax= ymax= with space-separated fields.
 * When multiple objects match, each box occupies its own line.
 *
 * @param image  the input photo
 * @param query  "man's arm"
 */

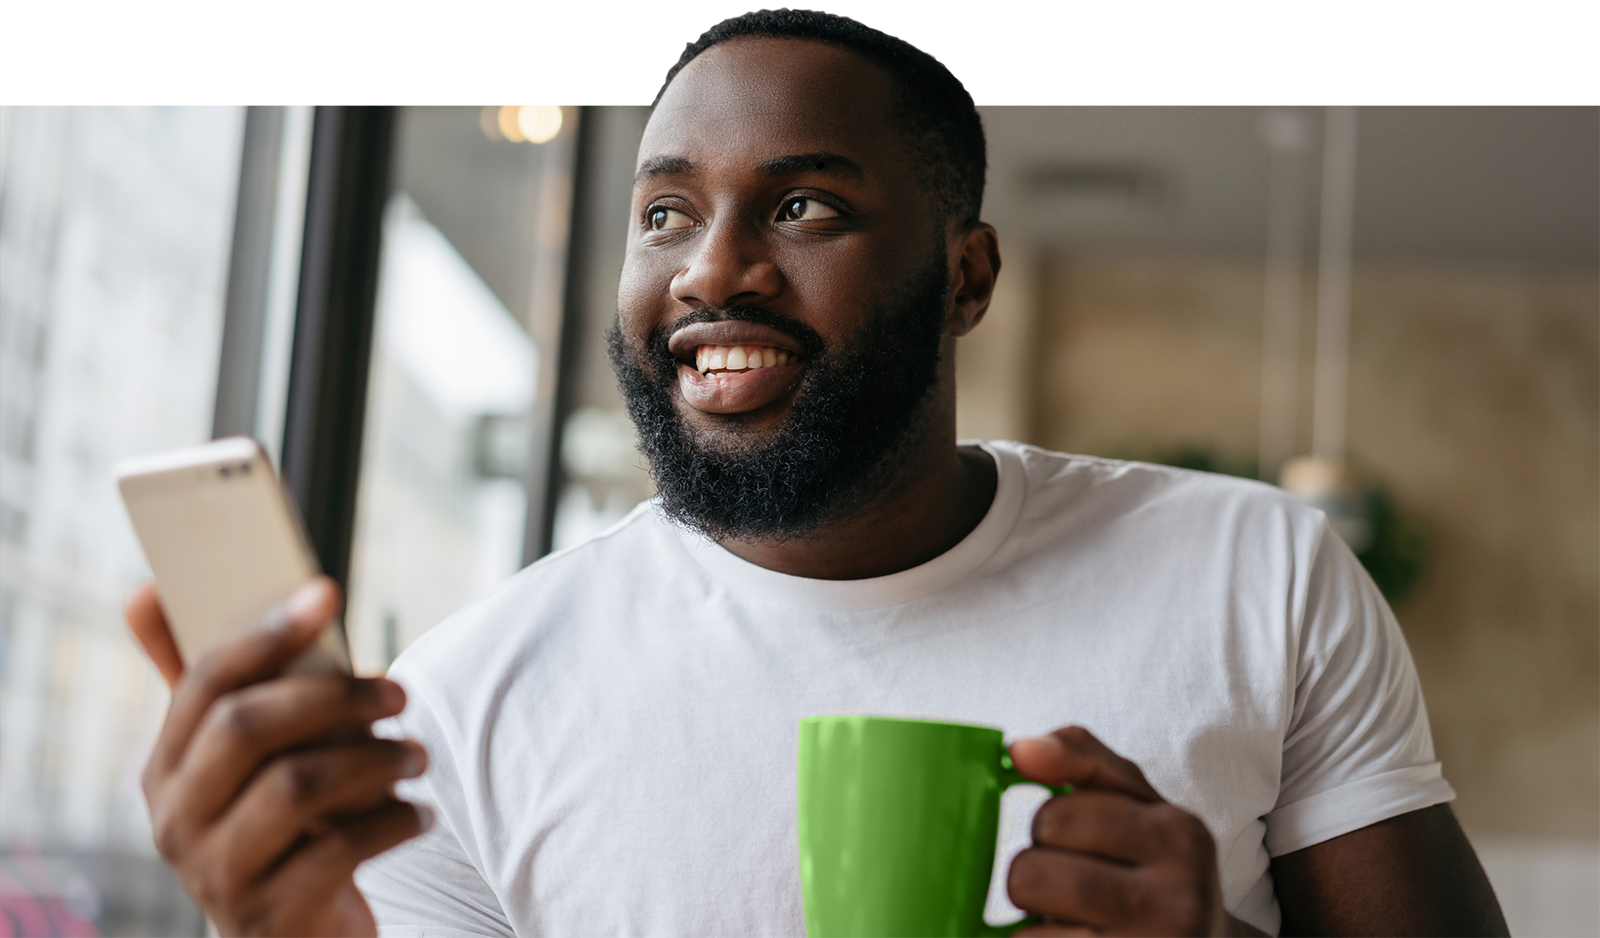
xmin=1271 ymin=802 xmax=1507 ymax=936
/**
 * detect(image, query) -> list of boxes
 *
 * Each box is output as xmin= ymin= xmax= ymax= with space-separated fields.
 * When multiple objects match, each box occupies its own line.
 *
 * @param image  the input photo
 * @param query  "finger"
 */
xmin=165 ymin=674 xmax=407 ymax=825
xmin=1009 ymin=726 xmax=1162 ymax=802
xmin=1031 ymin=790 xmax=1176 ymax=865
xmin=1008 ymin=845 xmax=1144 ymax=928
xmin=125 ymin=583 xmax=184 ymax=687
xmin=148 ymin=577 xmax=341 ymax=778
xmin=205 ymin=738 xmax=427 ymax=887
xmin=256 ymin=798 xmax=433 ymax=916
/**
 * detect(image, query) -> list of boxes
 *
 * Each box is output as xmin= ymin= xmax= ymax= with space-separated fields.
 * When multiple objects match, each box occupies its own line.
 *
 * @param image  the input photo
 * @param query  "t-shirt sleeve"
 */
xmin=1264 ymin=520 xmax=1456 ymax=857
xmin=355 ymin=695 xmax=514 ymax=938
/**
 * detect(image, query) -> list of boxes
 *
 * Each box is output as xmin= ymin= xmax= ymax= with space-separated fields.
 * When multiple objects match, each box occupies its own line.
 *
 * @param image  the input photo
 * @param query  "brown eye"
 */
xmin=649 ymin=207 xmax=692 ymax=231
xmin=779 ymin=197 xmax=839 ymax=222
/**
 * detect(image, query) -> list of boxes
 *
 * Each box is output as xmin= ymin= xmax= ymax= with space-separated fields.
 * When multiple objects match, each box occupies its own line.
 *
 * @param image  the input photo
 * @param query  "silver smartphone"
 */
xmin=115 ymin=436 xmax=352 ymax=675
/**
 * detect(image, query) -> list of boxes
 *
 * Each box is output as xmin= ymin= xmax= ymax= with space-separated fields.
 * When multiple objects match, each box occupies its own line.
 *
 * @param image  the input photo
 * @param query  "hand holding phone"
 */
xmin=117 ymin=440 xmax=432 ymax=936
xmin=125 ymin=578 xmax=431 ymax=936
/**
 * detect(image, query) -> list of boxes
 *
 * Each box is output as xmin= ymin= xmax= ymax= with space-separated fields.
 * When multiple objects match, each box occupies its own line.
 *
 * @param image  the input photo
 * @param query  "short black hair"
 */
xmin=654 ymin=9 xmax=987 ymax=229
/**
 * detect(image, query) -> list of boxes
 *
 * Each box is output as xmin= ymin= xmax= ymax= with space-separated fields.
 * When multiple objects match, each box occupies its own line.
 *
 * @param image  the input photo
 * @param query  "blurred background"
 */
xmin=0 ymin=105 xmax=1594 ymax=935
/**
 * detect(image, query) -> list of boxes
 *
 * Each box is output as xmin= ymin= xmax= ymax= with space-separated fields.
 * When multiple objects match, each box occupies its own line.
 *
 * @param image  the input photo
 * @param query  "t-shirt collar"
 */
xmin=668 ymin=442 xmax=1025 ymax=611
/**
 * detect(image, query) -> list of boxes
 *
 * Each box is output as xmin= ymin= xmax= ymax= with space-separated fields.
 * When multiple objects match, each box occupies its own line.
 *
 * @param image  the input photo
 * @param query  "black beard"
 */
xmin=607 ymin=257 xmax=950 ymax=543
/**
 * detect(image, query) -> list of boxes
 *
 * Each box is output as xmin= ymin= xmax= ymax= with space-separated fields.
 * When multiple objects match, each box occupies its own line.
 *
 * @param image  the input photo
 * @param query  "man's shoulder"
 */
xmin=982 ymin=440 xmax=1326 ymax=547
xmin=989 ymin=440 xmax=1306 ymax=508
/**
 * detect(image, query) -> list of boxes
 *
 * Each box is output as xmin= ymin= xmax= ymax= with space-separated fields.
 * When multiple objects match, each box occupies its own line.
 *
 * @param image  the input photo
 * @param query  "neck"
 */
xmin=713 ymin=382 xmax=998 ymax=580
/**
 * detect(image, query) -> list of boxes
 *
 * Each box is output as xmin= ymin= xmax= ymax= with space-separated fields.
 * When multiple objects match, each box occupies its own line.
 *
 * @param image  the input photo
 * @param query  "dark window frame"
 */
xmin=216 ymin=105 xmax=595 ymax=589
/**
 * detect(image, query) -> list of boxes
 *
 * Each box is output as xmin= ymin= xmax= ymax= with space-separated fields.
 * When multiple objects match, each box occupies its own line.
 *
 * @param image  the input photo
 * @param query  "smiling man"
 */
xmin=127 ymin=10 xmax=1508 ymax=937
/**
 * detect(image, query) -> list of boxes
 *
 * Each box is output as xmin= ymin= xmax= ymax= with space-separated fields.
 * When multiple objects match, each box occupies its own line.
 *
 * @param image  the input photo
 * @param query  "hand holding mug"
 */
xmin=1007 ymin=726 xmax=1262 ymax=937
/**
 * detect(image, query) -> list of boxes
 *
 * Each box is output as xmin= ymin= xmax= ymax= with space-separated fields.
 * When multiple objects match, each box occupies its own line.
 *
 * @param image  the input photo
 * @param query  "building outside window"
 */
xmin=1 ymin=106 xmax=244 ymax=936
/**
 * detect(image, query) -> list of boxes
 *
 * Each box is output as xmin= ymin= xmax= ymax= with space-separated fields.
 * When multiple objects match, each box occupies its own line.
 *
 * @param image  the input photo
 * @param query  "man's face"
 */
xmin=613 ymin=37 xmax=955 ymax=540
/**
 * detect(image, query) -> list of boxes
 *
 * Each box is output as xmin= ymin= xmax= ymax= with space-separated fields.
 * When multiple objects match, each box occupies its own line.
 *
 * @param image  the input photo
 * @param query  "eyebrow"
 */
xmin=633 ymin=152 xmax=866 ymax=186
xmin=754 ymin=152 xmax=865 ymax=180
xmin=634 ymin=156 xmax=694 ymax=185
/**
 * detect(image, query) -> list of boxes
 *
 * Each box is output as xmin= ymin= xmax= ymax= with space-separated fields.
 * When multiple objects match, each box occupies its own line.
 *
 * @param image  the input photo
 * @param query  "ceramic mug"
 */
xmin=798 ymin=714 xmax=1070 ymax=937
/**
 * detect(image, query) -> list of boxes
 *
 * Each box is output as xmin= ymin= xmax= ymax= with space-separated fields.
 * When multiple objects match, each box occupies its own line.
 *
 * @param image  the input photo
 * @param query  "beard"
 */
xmin=607 ymin=253 xmax=950 ymax=543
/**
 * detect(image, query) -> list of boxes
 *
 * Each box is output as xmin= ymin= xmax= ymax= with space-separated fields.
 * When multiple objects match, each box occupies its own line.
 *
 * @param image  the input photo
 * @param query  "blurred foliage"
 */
xmin=1139 ymin=447 xmax=1430 ymax=607
xmin=1353 ymin=486 xmax=1430 ymax=606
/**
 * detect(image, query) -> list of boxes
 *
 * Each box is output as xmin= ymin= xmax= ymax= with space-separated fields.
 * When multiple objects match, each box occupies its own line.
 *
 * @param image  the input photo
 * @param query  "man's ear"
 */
xmin=946 ymin=222 xmax=1001 ymax=337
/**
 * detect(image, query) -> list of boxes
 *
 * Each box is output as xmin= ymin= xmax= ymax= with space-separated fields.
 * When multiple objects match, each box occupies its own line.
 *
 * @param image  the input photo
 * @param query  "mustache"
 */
xmin=650 ymin=306 xmax=827 ymax=362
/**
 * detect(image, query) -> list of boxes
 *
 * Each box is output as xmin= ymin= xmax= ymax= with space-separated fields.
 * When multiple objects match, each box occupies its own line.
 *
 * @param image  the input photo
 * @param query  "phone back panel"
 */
xmin=117 ymin=438 xmax=348 ymax=672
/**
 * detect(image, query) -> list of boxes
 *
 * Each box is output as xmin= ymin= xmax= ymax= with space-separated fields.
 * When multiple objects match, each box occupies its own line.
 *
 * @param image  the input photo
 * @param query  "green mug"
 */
xmin=798 ymin=715 xmax=1070 ymax=937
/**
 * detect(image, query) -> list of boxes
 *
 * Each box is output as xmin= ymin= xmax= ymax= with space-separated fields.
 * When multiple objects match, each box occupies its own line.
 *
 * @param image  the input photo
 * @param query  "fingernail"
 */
xmin=415 ymin=804 xmax=435 ymax=831
xmin=259 ymin=601 xmax=293 ymax=632
xmin=1016 ymin=735 xmax=1062 ymax=757
xmin=287 ymin=580 xmax=330 ymax=621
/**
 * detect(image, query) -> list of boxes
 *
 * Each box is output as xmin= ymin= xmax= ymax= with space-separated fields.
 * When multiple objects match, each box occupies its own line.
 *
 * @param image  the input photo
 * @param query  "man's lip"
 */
xmin=665 ymin=321 xmax=807 ymax=363
xmin=677 ymin=361 xmax=803 ymax=415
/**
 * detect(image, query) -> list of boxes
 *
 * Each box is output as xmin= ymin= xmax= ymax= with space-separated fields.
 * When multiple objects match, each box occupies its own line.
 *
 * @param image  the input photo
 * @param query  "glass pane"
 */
xmin=0 ymin=105 xmax=244 ymax=935
xmin=344 ymin=107 xmax=571 ymax=674
xmin=346 ymin=198 xmax=536 ymax=671
xmin=547 ymin=106 xmax=657 ymax=552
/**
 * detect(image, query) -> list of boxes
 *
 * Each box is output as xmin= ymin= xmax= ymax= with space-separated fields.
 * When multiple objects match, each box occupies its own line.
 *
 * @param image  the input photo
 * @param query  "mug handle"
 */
xmin=979 ymin=751 xmax=1074 ymax=938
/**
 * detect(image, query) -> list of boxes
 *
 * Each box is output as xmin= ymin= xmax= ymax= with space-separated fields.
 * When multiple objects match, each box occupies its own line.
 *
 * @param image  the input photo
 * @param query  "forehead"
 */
xmin=639 ymin=37 xmax=905 ymax=181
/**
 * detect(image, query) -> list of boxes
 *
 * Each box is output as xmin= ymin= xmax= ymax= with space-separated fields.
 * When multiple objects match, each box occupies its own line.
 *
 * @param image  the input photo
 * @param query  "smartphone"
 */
xmin=115 ymin=436 xmax=352 ymax=675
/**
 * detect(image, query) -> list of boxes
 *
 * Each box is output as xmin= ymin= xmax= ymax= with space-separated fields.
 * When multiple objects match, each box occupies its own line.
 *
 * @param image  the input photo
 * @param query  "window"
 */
xmin=344 ymin=106 xmax=573 ymax=671
xmin=0 ymin=106 xmax=249 ymax=935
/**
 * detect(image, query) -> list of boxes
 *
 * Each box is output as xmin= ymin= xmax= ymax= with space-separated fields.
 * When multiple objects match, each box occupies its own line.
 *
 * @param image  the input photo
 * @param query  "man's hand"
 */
xmin=125 ymin=578 xmax=431 ymax=937
xmin=1006 ymin=726 xmax=1261 ymax=937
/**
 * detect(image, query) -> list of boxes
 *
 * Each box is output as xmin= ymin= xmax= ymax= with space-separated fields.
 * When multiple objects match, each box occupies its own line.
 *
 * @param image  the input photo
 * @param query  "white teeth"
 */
xmin=696 ymin=344 xmax=797 ymax=374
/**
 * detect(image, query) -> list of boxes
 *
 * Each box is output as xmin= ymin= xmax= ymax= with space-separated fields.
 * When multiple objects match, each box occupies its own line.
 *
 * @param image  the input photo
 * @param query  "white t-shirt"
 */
xmin=357 ymin=441 xmax=1454 ymax=936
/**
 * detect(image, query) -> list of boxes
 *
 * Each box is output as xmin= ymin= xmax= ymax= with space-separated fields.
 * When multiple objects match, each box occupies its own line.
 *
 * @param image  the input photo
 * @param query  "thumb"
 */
xmin=124 ymin=582 xmax=184 ymax=688
xmin=1009 ymin=726 xmax=1163 ymax=802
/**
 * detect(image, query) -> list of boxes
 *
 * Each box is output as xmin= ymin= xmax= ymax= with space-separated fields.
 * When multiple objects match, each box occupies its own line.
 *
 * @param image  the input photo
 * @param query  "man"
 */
xmin=127 ymin=11 xmax=1508 ymax=936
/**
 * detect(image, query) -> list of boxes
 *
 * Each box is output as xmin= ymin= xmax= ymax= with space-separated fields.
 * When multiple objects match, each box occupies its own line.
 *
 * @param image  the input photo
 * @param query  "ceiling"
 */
xmin=979 ymin=107 xmax=1598 ymax=270
xmin=394 ymin=106 xmax=1598 ymax=315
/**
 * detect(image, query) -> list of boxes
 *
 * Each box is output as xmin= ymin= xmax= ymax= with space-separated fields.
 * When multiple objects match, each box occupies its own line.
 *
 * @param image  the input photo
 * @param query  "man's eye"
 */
xmin=648 ymin=207 xmax=693 ymax=231
xmin=778 ymin=197 xmax=839 ymax=222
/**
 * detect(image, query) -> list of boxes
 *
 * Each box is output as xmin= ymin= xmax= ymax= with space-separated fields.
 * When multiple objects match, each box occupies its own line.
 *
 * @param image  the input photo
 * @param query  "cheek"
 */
xmin=773 ymin=240 xmax=908 ymax=326
xmin=617 ymin=250 xmax=670 ymax=336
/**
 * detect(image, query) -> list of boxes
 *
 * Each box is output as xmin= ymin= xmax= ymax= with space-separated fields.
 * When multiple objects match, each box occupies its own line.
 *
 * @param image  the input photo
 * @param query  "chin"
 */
xmin=673 ymin=406 xmax=796 ymax=460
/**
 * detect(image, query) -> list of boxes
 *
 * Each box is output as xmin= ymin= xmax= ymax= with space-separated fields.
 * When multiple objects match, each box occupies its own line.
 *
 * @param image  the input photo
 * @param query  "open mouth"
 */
xmin=665 ymin=320 xmax=811 ymax=415
xmin=694 ymin=343 xmax=800 ymax=376
xmin=676 ymin=343 xmax=805 ymax=416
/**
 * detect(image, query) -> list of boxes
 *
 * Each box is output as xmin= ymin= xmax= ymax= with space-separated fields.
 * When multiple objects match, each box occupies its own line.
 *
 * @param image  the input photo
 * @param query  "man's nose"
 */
xmin=669 ymin=218 xmax=782 ymax=309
